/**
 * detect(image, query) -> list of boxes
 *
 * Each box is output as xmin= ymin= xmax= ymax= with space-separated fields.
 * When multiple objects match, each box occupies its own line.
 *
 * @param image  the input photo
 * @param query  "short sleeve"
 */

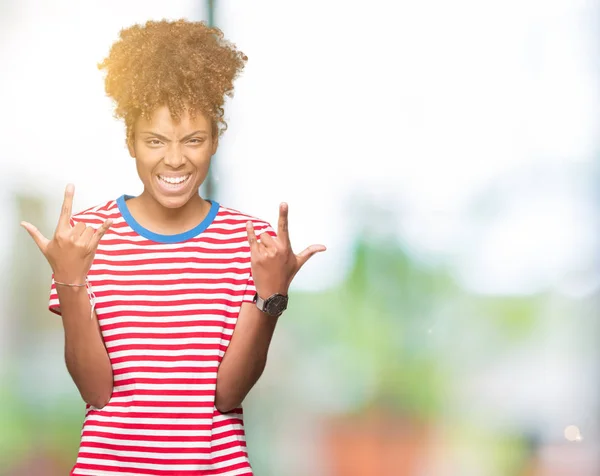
xmin=242 ymin=273 xmax=257 ymax=304
xmin=241 ymin=221 xmax=277 ymax=303
xmin=49 ymin=277 xmax=62 ymax=316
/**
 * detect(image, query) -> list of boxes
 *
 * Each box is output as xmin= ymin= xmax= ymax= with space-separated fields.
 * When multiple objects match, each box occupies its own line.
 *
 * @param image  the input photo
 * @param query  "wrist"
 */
xmin=253 ymin=291 xmax=289 ymax=318
xmin=55 ymin=283 xmax=90 ymax=303
xmin=257 ymin=289 xmax=288 ymax=300
xmin=53 ymin=274 xmax=88 ymax=286
xmin=256 ymin=283 xmax=289 ymax=300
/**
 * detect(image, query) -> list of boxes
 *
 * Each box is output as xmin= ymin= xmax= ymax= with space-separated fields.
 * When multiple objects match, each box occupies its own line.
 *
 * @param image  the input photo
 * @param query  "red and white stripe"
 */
xmin=49 ymin=199 xmax=273 ymax=476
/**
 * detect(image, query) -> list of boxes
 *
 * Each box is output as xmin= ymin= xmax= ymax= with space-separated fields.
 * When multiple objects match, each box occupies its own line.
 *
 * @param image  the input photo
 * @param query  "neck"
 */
xmin=128 ymin=190 xmax=210 ymax=235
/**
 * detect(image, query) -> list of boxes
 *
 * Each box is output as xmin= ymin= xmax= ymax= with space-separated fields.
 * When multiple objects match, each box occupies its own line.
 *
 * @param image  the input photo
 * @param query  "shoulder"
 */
xmin=215 ymin=204 xmax=274 ymax=236
xmin=71 ymin=198 xmax=120 ymax=226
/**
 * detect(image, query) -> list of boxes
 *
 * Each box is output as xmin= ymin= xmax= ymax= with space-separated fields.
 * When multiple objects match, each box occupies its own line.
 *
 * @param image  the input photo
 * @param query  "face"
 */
xmin=128 ymin=105 xmax=218 ymax=209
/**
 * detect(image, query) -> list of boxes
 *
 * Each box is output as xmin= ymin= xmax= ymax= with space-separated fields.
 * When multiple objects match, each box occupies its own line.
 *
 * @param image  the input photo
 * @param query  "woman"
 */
xmin=21 ymin=19 xmax=325 ymax=476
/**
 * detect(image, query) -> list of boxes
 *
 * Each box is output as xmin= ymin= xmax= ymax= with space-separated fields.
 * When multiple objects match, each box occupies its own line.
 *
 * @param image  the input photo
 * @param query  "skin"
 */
xmin=20 ymin=185 xmax=113 ymax=408
xmin=20 ymin=106 xmax=326 ymax=412
xmin=125 ymin=107 xmax=217 ymax=235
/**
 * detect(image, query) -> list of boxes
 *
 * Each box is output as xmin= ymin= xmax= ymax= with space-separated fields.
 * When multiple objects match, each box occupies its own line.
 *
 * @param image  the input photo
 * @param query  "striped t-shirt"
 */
xmin=49 ymin=195 xmax=274 ymax=476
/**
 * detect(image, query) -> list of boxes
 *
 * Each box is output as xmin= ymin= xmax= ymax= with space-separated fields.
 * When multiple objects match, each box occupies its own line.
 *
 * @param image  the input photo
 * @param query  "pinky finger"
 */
xmin=246 ymin=221 xmax=258 ymax=251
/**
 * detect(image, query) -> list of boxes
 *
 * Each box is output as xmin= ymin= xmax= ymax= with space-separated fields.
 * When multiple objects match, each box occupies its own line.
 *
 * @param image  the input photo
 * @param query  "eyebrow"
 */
xmin=140 ymin=130 xmax=209 ymax=141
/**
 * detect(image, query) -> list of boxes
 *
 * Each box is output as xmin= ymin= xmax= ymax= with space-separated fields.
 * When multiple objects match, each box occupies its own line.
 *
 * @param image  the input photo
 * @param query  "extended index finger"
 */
xmin=277 ymin=202 xmax=291 ymax=246
xmin=56 ymin=183 xmax=75 ymax=232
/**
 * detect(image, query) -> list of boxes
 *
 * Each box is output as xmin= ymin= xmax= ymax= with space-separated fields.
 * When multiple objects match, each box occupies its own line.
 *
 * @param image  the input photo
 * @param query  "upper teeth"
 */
xmin=160 ymin=175 xmax=189 ymax=184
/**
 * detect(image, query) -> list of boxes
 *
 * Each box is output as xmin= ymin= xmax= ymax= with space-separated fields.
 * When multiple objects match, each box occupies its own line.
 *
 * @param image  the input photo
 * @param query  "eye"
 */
xmin=146 ymin=139 xmax=163 ymax=146
xmin=187 ymin=138 xmax=206 ymax=145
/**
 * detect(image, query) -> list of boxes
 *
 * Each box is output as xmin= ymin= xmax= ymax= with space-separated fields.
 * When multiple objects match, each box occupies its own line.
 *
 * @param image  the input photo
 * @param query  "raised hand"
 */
xmin=246 ymin=202 xmax=326 ymax=298
xmin=20 ymin=184 xmax=112 ymax=284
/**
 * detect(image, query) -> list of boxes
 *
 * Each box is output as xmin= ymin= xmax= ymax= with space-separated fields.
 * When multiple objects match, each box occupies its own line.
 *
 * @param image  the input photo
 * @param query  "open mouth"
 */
xmin=157 ymin=174 xmax=191 ymax=186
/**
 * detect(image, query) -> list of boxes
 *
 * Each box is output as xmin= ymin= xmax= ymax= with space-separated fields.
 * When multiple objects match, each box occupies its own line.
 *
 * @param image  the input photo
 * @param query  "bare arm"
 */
xmin=215 ymin=303 xmax=278 ymax=413
xmin=214 ymin=203 xmax=326 ymax=413
xmin=57 ymin=286 xmax=113 ymax=408
xmin=21 ymin=183 xmax=113 ymax=408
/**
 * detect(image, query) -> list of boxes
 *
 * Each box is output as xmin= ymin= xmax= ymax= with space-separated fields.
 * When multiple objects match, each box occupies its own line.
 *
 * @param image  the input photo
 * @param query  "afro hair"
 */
xmin=98 ymin=19 xmax=247 ymax=139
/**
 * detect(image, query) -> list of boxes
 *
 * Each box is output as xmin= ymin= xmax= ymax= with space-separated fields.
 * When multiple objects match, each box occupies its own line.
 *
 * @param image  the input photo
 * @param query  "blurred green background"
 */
xmin=1 ymin=1 xmax=599 ymax=475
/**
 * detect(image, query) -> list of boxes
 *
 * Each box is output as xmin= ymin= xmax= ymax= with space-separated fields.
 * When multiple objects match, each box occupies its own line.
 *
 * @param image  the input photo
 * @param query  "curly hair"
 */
xmin=98 ymin=19 xmax=247 ymax=139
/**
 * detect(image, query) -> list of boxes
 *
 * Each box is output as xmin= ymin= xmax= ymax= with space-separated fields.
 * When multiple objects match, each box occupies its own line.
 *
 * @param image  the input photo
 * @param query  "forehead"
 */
xmin=135 ymin=105 xmax=211 ymax=133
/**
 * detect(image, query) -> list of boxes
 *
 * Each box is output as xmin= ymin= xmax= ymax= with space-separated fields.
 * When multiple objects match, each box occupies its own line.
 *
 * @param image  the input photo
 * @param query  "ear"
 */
xmin=127 ymin=135 xmax=136 ymax=158
xmin=210 ymin=122 xmax=219 ymax=156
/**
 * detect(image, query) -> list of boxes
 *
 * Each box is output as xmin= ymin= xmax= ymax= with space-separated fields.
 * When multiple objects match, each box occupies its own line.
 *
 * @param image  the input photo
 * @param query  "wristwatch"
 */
xmin=253 ymin=292 xmax=288 ymax=317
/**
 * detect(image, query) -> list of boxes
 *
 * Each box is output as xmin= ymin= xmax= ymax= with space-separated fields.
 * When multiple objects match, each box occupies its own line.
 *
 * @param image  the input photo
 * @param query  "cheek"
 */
xmin=134 ymin=148 xmax=163 ymax=171
xmin=134 ymin=159 xmax=148 ymax=182
xmin=135 ymin=159 xmax=158 ymax=184
xmin=188 ymin=147 xmax=213 ymax=169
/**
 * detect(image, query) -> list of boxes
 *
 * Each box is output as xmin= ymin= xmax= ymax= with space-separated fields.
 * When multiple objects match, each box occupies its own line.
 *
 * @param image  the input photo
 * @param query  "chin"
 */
xmin=154 ymin=192 xmax=195 ymax=209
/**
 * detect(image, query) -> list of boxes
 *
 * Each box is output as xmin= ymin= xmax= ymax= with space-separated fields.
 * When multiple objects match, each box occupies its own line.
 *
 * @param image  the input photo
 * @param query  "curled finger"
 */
xmin=259 ymin=230 xmax=278 ymax=250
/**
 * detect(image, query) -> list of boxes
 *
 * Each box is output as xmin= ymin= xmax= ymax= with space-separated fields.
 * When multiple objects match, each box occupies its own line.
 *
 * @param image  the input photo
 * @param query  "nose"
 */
xmin=163 ymin=143 xmax=185 ymax=168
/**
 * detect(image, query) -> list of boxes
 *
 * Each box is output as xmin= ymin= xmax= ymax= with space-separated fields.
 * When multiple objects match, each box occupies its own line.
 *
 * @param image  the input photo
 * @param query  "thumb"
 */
xmin=20 ymin=221 xmax=50 ymax=253
xmin=89 ymin=219 xmax=113 ymax=249
xmin=296 ymin=244 xmax=327 ymax=269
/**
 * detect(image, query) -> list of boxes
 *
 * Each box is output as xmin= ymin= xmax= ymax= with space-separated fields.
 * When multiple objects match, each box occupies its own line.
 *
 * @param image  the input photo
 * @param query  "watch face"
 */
xmin=265 ymin=294 xmax=288 ymax=316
